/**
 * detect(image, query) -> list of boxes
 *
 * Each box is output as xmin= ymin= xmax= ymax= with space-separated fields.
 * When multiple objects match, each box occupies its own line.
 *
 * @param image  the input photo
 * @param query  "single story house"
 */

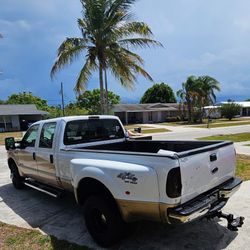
xmin=204 ymin=101 xmax=250 ymax=118
xmin=113 ymin=103 xmax=185 ymax=124
xmin=0 ymin=104 xmax=48 ymax=132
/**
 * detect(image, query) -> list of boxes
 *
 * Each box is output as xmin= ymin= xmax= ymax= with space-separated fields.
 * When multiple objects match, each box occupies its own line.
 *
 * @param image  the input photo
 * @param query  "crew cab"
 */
xmin=5 ymin=116 xmax=244 ymax=247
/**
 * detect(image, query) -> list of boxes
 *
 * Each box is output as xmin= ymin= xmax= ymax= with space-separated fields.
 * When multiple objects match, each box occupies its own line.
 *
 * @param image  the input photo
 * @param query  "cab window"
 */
xmin=64 ymin=119 xmax=124 ymax=145
xmin=39 ymin=122 xmax=56 ymax=148
xmin=22 ymin=124 xmax=39 ymax=147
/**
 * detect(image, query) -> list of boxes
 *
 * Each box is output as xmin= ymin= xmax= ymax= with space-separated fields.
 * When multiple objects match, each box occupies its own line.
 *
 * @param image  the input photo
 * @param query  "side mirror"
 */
xmin=5 ymin=137 xmax=16 ymax=150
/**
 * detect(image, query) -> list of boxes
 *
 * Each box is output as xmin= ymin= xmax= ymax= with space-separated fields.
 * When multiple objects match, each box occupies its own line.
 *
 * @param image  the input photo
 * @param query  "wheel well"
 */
xmin=77 ymin=178 xmax=116 ymax=206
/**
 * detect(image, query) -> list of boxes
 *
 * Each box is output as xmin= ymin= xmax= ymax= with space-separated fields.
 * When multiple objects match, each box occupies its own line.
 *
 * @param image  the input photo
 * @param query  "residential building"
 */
xmin=113 ymin=103 xmax=184 ymax=124
xmin=204 ymin=101 xmax=250 ymax=118
xmin=0 ymin=104 xmax=48 ymax=132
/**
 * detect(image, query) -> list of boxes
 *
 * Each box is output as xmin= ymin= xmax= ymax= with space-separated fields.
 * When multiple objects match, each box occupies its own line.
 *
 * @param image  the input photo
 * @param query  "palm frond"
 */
xmin=114 ymin=45 xmax=144 ymax=64
xmin=50 ymin=38 xmax=87 ymax=79
xmin=115 ymin=22 xmax=153 ymax=38
xmin=74 ymin=58 xmax=97 ymax=94
xmin=107 ymin=0 xmax=136 ymax=19
xmin=119 ymin=37 xmax=163 ymax=48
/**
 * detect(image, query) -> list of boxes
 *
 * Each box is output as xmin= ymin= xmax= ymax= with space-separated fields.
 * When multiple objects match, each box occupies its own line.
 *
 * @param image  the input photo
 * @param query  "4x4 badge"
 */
xmin=117 ymin=172 xmax=138 ymax=184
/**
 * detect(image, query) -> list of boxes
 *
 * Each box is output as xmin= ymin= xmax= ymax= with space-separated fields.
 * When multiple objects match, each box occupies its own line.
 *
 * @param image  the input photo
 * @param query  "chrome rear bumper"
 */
xmin=168 ymin=177 xmax=242 ymax=224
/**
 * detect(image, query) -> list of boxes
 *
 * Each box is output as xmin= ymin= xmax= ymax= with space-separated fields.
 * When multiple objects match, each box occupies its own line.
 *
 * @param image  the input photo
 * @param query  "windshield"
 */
xmin=64 ymin=119 xmax=124 ymax=145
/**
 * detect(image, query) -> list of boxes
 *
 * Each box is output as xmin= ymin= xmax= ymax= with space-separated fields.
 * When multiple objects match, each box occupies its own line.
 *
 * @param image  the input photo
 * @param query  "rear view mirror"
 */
xmin=5 ymin=137 xmax=16 ymax=150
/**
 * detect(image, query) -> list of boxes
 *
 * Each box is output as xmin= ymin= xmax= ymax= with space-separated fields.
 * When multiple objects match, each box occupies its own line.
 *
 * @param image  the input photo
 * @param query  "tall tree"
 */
xmin=177 ymin=75 xmax=220 ymax=123
xmin=177 ymin=76 xmax=198 ymax=123
xmin=51 ymin=0 xmax=162 ymax=115
xmin=194 ymin=76 xmax=220 ymax=122
xmin=140 ymin=83 xmax=176 ymax=103
xmin=197 ymin=76 xmax=220 ymax=106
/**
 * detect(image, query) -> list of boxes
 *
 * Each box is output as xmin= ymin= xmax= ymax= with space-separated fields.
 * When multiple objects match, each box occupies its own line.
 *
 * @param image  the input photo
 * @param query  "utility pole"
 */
xmin=60 ymin=82 xmax=65 ymax=116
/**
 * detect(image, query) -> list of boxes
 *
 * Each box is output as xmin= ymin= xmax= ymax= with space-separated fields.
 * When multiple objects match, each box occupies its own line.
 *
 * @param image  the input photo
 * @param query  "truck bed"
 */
xmin=80 ymin=140 xmax=232 ymax=157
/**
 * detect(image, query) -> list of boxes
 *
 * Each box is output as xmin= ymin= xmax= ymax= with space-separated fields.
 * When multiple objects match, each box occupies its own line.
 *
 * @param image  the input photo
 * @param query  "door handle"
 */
xmin=33 ymin=152 xmax=36 ymax=161
xmin=50 ymin=155 xmax=54 ymax=164
xmin=211 ymin=167 xmax=219 ymax=174
xmin=210 ymin=153 xmax=217 ymax=162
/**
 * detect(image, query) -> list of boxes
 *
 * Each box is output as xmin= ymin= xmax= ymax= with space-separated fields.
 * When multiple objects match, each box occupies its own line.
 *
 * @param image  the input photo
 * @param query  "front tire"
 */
xmin=9 ymin=163 xmax=24 ymax=189
xmin=83 ymin=195 xmax=126 ymax=247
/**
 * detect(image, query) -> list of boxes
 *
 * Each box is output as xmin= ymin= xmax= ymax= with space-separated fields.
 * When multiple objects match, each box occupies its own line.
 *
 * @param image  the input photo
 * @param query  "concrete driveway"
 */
xmin=0 ymin=146 xmax=250 ymax=249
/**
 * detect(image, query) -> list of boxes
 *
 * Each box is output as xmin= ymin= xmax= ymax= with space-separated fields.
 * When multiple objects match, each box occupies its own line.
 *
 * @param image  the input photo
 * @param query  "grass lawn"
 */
xmin=140 ymin=128 xmax=170 ymax=134
xmin=204 ymin=118 xmax=250 ymax=123
xmin=0 ymin=222 xmax=89 ymax=250
xmin=160 ymin=118 xmax=250 ymax=127
xmin=0 ymin=132 xmax=23 ymax=145
xmin=194 ymin=121 xmax=250 ymax=129
xmin=198 ymin=133 xmax=250 ymax=142
xmin=236 ymin=154 xmax=250 ymax=181
xmin=158 ymin=122 xmax=186 ymax=126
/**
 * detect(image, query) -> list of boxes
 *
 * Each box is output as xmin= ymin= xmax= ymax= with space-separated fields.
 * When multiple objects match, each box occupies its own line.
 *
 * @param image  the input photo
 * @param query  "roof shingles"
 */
xmin=0 ymin=104 xmax=48 ymax=116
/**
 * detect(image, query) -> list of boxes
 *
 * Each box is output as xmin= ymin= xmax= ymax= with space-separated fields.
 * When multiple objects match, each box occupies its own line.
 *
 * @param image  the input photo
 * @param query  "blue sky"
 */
xmin=1 ymin=0 xmax=250 ymax=105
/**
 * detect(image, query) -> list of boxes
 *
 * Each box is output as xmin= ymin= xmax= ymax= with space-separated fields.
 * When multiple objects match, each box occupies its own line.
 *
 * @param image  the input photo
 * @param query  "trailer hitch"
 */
xmin=213 ymin=211 xmax=245 ymax=231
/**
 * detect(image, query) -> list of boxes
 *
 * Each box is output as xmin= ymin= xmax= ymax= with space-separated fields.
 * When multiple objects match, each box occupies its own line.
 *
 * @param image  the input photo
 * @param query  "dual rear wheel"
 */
xmin=83 ymin=195 xmax=127 ymax=247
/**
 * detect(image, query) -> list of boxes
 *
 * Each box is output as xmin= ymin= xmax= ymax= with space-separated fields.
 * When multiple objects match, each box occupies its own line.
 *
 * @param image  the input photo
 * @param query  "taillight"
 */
xmin=166 ymin=167 xmax=182 ymax=198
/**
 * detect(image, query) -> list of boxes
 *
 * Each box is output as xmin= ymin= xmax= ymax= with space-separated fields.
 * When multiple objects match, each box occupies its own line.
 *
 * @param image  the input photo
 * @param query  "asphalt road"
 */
xmin=0 ymin=146 xmax=250 ymax=249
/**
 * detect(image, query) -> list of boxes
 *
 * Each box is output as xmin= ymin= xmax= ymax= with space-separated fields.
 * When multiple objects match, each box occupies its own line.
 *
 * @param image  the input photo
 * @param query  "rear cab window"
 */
xmin=64 ymin=119 xmax=124 ymax=145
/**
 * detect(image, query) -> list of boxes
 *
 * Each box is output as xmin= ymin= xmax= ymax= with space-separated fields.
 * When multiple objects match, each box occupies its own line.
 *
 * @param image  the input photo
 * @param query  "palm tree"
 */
xmin=177 ymin=76 xmax=198 ymax=123
xmin=198 ymin=76 xmax=220 ymax=106
xmin=51 ymin=0 xmax=162 ymax=114
xmin=177 ymin=75 xmax=220 ymax=123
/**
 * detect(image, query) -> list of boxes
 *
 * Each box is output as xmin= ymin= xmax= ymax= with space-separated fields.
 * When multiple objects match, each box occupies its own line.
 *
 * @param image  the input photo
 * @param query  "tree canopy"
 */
xmin=140 ymin=83 xmax=176 ymax=103
xmin=77 ymin=89 xmax=120 ymax=115
xmin=220 ymin=103 xmax=241 ymax=120
xmin=51 ymin=0 xmax=161 ymax=114
xmin=6 ymin=92 xmax=50 ymax=111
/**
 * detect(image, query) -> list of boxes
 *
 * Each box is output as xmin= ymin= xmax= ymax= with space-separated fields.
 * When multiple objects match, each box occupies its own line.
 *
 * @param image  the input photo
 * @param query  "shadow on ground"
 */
xmin=0 ymin=183 xmax=238 ymax=250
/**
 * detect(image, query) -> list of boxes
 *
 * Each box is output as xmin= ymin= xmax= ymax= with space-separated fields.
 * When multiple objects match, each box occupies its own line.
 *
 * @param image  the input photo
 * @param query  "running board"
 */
xmin=24 ymin=180 xmax=65 ymax=198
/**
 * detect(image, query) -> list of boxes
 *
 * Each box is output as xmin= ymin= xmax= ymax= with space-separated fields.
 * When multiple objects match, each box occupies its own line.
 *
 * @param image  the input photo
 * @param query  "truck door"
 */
xmin=18 ymin=124 xmax=39 ymax=178
xmin=36 ymin=122 xmax=60 ymax=187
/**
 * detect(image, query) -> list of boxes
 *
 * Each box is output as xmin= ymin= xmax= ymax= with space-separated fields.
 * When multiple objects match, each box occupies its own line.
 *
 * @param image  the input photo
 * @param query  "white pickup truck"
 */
xmin=5 ymin=115 xmax=244 ymax=247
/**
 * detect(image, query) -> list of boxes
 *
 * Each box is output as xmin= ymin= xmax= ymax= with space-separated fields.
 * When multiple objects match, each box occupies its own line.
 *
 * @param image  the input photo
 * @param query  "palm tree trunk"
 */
xmin=99 ymin=62 xmax=105 ymax=115
xmin=104 ymin=68 xmax=109 ymax=114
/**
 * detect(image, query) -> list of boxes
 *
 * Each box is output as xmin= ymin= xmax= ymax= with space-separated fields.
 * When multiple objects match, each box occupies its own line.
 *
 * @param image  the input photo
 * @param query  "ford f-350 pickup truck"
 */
xmin=5 ymin=115 xmax=244 ymax=247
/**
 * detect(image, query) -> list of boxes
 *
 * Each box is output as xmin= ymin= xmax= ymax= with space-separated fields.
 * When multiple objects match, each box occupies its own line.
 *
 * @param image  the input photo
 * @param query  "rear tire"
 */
xmin=83 ymin=195 xmax=126 ymax=247
xmin=9 ymin=163 xmax=24 ymax=189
